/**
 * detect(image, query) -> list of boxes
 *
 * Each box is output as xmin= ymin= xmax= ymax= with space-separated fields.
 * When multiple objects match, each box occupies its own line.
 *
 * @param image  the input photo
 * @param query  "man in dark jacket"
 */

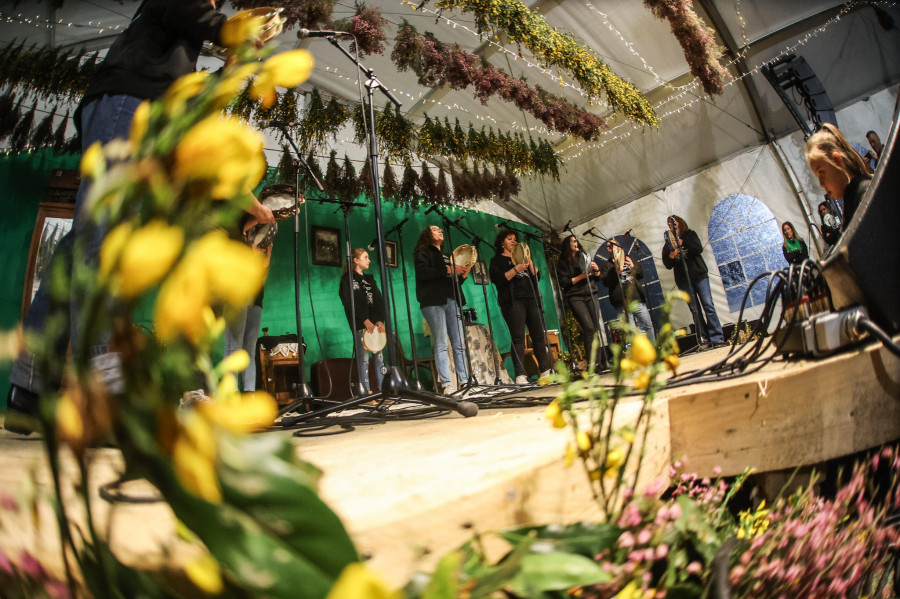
xmin=661 ymin=215 xmax=724 ymax=345
xmin=597 ymin=238 xmax=655 ymax=341
xmin=6 ymin=0 xmax=275 ymax=433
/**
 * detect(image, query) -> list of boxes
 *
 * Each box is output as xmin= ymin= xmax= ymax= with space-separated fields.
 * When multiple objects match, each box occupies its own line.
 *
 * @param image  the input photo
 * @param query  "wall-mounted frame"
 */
xmin=384 ymin=240 xmax=398 ymax=267
xmin=311 ymin=225 xmax=341 ymax=267
xmin=21 ymin=202 xmax=75 ymax=321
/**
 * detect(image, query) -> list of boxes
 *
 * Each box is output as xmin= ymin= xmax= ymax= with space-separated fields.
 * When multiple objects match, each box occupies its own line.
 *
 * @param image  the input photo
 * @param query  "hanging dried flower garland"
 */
xmin=392 ymin=21 xmax=605 ymax=141
xmin=333 ymin=3 xmax=388 ymax=56
xmin=643 ymin=0 xmax=730 ymax=96
xmin=429 ymin=0 xmax=658 ymax=127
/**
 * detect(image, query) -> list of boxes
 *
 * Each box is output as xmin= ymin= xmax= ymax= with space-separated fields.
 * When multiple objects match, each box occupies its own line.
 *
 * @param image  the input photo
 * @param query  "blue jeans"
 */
xmin=352 ymin=330 xmax=386 ymax=393
xmin=689 ymin=277 xmax=724 ymax=343
xmin=619 ymin=302 xmax=657 ymax=342
xmin=225 ymin=305 xmax=263 ymax=392
xmin=11 ymin=94 xmax=144 ymax=394
xmin=422 ymin=299 xmax=468 ymax=387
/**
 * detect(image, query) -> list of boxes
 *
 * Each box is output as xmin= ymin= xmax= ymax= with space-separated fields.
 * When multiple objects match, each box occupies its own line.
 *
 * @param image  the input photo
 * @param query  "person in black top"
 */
xmin=818 ymin=201 xmax=842 ymax=248
xmin=781 ymin=221 xmax=809 ymax=265
xmin=414 ymin=225 xmax=470 ymax=394
xmin=339 ymin=248 xmax=386 ymax=394
xmin=490 ymin=229 xmax=551 ymax=385
xmin=662 ymin=215 xmax=724 ymax=345
xmin=805 ymin=123 xmax=873 ymax=230
xmin=597 ymin=238 xmax=656 ymax=341
xmin=556 ymin=235 xmax=606 ymax=366
xmin=6 ymin=0 xmax=276 ymax=433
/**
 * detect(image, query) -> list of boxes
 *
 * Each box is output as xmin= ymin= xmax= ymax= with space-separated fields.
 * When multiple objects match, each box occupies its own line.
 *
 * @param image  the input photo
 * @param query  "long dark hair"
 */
xmin=494 ymin=228 xmax=519 ymax=251
xmin=414 ymin=225 xmax=442 ymax=254
xmin=559 ymin=234 xmax=582 ymax=262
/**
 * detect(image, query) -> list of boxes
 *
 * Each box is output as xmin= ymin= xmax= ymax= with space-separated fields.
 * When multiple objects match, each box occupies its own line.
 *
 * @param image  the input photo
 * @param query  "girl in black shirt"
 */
xmin=339 ymin=248 xmax=386 ymax=393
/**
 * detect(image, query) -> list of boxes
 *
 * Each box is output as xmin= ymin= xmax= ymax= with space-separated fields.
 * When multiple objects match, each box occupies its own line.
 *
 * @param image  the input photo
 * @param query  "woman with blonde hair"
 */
xmin=805 ymin=123 xmax=873 ymax=229
xmin=781 ymin=221 xmax=808 ymax=265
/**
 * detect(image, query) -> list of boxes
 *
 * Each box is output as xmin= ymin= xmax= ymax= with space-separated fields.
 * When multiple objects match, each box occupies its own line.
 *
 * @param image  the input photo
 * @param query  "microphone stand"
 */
xmin=566 ymin=224 xmax=609 ymax=372
xmin=518 ymin=230 xmax=555 ymax=376
xmin=545 ymin=244 xmax=580 ymax=375
xmin=384 ymin=218 xmax=424 ymax=391
xmin=461 ymin=230 xmax=506 ymax=386
xmin=285 ymin=37 xmax=477 ymax=423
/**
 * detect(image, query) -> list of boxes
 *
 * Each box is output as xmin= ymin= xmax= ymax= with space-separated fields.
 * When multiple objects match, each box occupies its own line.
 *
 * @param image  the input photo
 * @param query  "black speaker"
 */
xmin=821 ymin=93 xmax=900 ymax=334
xmin=762 ymin=54 xmax=837 ymax=137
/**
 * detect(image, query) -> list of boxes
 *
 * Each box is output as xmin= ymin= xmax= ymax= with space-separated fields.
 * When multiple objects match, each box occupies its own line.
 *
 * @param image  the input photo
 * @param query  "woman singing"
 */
xmin=414 ymin=225 xmax=470 ymax=395
xmin=490 ymin=229 xmax=551 ymax=385
xmin=338 ymin=248 xmax=386 ymax=394
xmin=556 ymin=235 xmax=607 ymax=368
xmin=781 ymin=221 xmax=809 ymax=265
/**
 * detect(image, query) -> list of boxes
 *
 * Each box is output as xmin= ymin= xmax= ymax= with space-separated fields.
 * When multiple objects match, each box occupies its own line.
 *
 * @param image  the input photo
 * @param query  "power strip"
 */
xmin=799 ymin=306 xmax=870 ymax=357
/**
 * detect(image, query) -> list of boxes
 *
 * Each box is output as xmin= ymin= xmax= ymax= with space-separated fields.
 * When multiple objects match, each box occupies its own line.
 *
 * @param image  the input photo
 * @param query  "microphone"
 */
xmin=296 ymin=28 xmax=350 ymax=39
xmin=563 ymin=219 xmax=573 ymax=232
xmin=258 ymin=120 xmax=301 ymax=128
xmin=494 ymin=220 xmax=512 ymax=229
xmin=367 ymin=237 xmax=377 ymax=251
xmin=623 ymin=228 xmax=634 ymax=237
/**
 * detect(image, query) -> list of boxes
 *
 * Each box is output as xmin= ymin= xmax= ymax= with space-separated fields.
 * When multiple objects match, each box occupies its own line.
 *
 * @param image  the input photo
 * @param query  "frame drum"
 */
xmin=511 ymin=242 xmax=531 ymax=265
xmin=259 ymin=184 xmax=302 ymax=221
xmin=452 ymin=244 xmax=478 ymax=269
xmin=362 ymin=329 xmax=387 ymax=353
xmin=243 ymin=222 xmax=278 ymax=250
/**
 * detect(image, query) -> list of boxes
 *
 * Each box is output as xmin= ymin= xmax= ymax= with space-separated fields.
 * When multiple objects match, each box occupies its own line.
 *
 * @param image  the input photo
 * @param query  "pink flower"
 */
xmin=0 ymin=492 xmax=18 ymax=512
xmin=668 ymin=503 xmax=682 ymax=519
xmin=686 ymin=561 xmax=702 ymax=575
xmin=0 ymin=548 xmax=12 ymax=575
xmin=618 ymin=531 xmax=636 ymax=548
xmin=636 ymin=529 xmax=652 ymax=545
xmin=655 ymin=544 xmax=669 ymax=559
xmin=19 ymin=551 xmax=45 ymax=580
xmin=643 ymin=477 xmax=665 ymax=497
xmin=712 ymin=466 xmax=722 ymax=476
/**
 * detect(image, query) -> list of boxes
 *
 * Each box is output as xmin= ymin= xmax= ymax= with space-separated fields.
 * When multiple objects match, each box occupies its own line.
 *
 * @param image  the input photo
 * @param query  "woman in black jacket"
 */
xmin=781 ymin=221 xmax=809 ymax=265
xmin=490 ymin=229 xmax=551 ymax=385
xmin=339 ymin=248 xmax=386 ymax=394
xmin=556 ymin=235 xmax=606 ymax=366
xmin=414 ymin=225 xmax=470 ymax=394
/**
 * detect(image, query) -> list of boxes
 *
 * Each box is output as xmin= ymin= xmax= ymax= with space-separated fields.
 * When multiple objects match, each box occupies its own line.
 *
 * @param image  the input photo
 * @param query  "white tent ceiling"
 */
xmin=3 ymin=0 xmax=899 ymax=228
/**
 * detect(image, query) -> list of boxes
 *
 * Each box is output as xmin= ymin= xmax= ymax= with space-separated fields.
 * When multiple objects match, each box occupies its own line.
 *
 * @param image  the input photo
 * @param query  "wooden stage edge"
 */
xmin=1 ymin=341 xmax=899 ymax=587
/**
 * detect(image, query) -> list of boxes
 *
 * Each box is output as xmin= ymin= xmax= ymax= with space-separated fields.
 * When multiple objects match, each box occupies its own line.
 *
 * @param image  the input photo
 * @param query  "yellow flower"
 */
xmin=153 ymin=262 xmax=210 ymax=343
xmin=630 ymin=334 xmax=656 ymax=366
xmin=194 ymin=231 xmax=267 ymax=306
xmin=613 ymin=581 xmax=641 ymax=599
xmin=620 ymin=429 xmax=636 ymax=444
xmin=174 ymin=116 xmax=266 ymax=199
xmin=576 ymin=431 xmax=592 ymax=452
xmin=545 ymin=400 xmax=566 ymax=429
xmin=605 ymin=447 xmax=625 ymax=471
xmin=99 ymin=222 xmax=134 ymax=279
xmin=678 ymin=290 xmax=691 ymax=304
xmin=220 ymin=9 xmax=267 ymax=49
xmin=172 ymin=431 xmax=221 ymax=503
xmin=56 ymin=392 xmax=84 ymax=446
xmin=251 ymin=49 xmax=314 ymax=108
xmin=664 ymin=354 xmax=679 ymax=374
xmin=185 ymin=553 xmax=224 ymax=595
xmin=221 ymin=349 xmax=250 ymax=374
xmin=326 ymin=562 xmax=400 ymax=599
xmin=129 ymin=101 xmax=150 ymax=149
xmin=564 ymin=442 xmax=576 ymax=467
xmin=633 ymin=372 xmax=650 ymax=390
xmin=80 ymin=141 xmax=104 ymax=177
xmin=165 ymin=71 xmax=208 ymax=114
xmin=114 ymin=220 xmax=184 ymax=298
xmin=198 ymin=391 xmax=278 ymax=433
xmin=619 ymin=358 xmax=638 ymax=374
xmin=217 ymin=373 xmax=240 ymax=403
xmin=212 ymin=63 xmax=259 ymax=110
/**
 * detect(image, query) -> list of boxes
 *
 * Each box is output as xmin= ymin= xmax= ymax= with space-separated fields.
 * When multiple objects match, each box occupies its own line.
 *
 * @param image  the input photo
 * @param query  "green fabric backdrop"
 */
xmin=0 ymin=156 xmax=560 ymax=408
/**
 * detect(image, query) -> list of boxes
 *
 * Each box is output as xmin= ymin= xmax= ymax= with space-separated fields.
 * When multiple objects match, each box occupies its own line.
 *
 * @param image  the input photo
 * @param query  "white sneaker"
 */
xmin=539 ymin=369 xmax=553 ymax=379
xmin=442 ymin=382 xmax=457 ymax=395
xmin=515 ymin=375 xmax=529 ymax=385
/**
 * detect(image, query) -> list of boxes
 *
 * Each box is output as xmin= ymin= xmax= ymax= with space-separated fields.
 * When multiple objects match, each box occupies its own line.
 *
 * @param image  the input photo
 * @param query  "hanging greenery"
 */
xmin=643 ymin=0 xmax=729 ymax=96
xmin=0 ymin=41 xmax=99 ymax=100
xmin=296 ymin=88 xmax=351 ymax=154
xmin=324 ymin=150 xmax=342 ymax=196
xmin=51 ymin=110 xmax=70 ymax=153
xmin=374 ymin=103 xmax=416 ymax=166
xmin=430 ymin=0 xmax=658 ymax=127
xmin=10 ymin=103 xmax=34 ymax=153
xmin=227 ymin=0 xmax=337 ymax=30
xmin=298 ymin=151 xmax=325 ymax=193
xmin=276 ymin=143 xmax=298 ymax=184
xmin=435 ymin=166 xmax=451 ymax=205
xmin=398 ymin=163 xmax=420 ymax=207
xmin=334 ymin=3 xmax=388 ymax=57
xmin=381 ymin=162 xmax=399 ymax=202
xmin=340 ymin=154 xmax=360 ymax=202
xmin=30 ymin=105 xmax=56 ymax=148
xmin=392 ymin=21 xmax=605 ymax=140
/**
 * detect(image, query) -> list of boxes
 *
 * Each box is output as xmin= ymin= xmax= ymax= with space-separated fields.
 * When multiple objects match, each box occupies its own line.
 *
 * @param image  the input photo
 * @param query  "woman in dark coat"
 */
xmin=556 ymin=234 xmax=607 ymax=366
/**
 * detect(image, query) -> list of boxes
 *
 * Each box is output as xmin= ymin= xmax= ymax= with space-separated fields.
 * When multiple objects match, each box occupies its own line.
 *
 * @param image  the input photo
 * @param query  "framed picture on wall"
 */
xmin=384 ymin=240 xmax=398 ymax=267
xmin=311 ymin=225 xmax=341 ymax=267
xmin=471 ymin=260 xmax=490 ymax=285
xmin=21 ymin=202 xmax=75 ymax=321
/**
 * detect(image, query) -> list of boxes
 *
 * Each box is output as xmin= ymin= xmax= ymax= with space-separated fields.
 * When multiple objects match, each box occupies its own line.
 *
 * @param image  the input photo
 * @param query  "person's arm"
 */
xmin=414 ymin=249 xmax=448 ymax=282
xmin=661 ymin=239 xmax=676 ymax=270
xmin=150 ymin=0 xmax=228 ymax=47
xmin=800 ymin=239 xmax=809 ymax=261
xmin=245 ymin=193 xmax=275 ymax=224
xmin=781 ymin=245 xmax=790 ymax=263
xmin=556 ymin=261 xmax=574 ymax=291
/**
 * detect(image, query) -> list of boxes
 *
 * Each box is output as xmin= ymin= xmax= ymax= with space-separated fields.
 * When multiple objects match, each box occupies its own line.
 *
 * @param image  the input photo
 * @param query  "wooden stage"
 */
xmin=2 ymin=340 xmax=899 ymax=587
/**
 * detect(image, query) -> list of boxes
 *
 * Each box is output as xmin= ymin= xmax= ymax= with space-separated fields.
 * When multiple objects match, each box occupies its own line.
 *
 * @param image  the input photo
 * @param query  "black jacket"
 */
xmin=339 ymin=271 xmax=386 ymax=331
xmin=490 ymin=254 xmax=539 ymax=308
xmin=598 ymin=257 xmax=646 ymax=310
xmin=556 ymin=255 xmax=599 ymax=299
xmin=841 ymin=175 xmax=872 ymax=231
xmin=662 ymin=229 xmax=708 ymax=290
xmin=82 ymin=0 xmax=226 ymax=105
xmin=414 ymin=245 xmax=467 ymax=307
xmin=782 ymin=239 xmax=809 ymax=265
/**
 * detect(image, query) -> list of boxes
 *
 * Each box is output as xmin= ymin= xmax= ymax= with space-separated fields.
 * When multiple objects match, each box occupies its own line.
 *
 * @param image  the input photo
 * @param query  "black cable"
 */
xmin=99 ymin=476 xmax=163 ymax=505
xmin=858 ymin=318 xmax=900 ymax=358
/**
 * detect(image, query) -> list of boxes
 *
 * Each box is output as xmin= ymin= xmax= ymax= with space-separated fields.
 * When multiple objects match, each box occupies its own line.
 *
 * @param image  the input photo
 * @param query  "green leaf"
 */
xmin=664 ymin=582 xmax=705 ymax=599
xmin=498 ymin=522 xmax=621 ymax=558
xmin=509 ymin=552 xmax=610 ymax=596
xmin=421 ymin=551 xmax=462 ymax=599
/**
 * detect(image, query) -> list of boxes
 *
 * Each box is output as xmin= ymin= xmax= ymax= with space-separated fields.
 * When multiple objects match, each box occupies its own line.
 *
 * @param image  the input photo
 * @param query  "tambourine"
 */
xmin=362 ymin=329 xmax=387 ymax=353
xmin=611 ymin=242 xmax=625 ymax=271
xmin=215 ymin=8 xmax=286 ymax=53
xmin=243 ymin=221 xmax=278 ymax=250
xmin=259 ymin=184 xmax=302 ymax=221
xmin=451 ymin=244 xmax=478 ymax=270
xmin=511 ymin=242 xmax=531 ymax=266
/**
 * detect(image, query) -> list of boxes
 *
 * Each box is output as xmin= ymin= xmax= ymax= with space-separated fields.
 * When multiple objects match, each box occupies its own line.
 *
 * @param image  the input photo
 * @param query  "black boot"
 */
xmin=4 ymin=384 xmax=40 ymax=436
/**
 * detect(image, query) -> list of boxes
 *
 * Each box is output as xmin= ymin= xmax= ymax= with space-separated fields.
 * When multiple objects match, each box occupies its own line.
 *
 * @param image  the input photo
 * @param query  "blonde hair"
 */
xmin=342 ymin=248 xmax=368 ymax=274
xmin=805 ymin=123 xmax=873 ymax=179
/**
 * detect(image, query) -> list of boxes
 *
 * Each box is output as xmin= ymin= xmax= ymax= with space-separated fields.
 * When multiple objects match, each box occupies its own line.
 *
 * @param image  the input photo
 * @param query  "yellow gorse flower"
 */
xmin=576 ymin=430 xmax=592 ymax=452
xmin=129 ymin=100 xmax=151 ymax=149
xmin=111 ymin=219 xmax=184 ymax=298
xmin=221 ymin=349 xmax=250 ymax=374
xmin=629 ymin=334 xmax=656 ymax=366
xmin=633 ymin=372 xmax=650 ymax=390
xmin=172 ymin=412 xmax=221 ymax=503
xmin=184 ymin=553 xmax=224 ymax=595
xmin=326 ymin=562 xmax=400 ymax=599
xmin=220 ymin=9 xmax=268 ymax=49
xmin=251 ymin=49 xmax=314 ymax=108
xmin=545 ymin=399 xmax=566 ymax=428
xmin=80 ymin=141 xmax=104 ymax=177
xmin=198 ymin=391 xmax=278 ymax=434
xmin=174 ymin=116 xmax=266 ymax=199
xmin=165 ymin=71 xmax=209 ymax=114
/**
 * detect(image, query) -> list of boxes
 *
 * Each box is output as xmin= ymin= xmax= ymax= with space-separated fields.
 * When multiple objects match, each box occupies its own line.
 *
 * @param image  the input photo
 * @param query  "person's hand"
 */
xmin=590 ymin=261 xmax=599 ymax=272
xmin=669 ymin=249 xmax=680 ymax=259
xmin=455 ymin=264 xmax=468 ymax=274
xmin=515 ymin=262 xmax=528 ymax=273
xmin=242 ymin=217 xmax=260 ymax=234
xmin=624 ymin=256 xmax=634 ymax=269
xmin=364 ymin=320 xmax=376 ymax=334
xmin=376 ymin=321 xmax=385 ymax=333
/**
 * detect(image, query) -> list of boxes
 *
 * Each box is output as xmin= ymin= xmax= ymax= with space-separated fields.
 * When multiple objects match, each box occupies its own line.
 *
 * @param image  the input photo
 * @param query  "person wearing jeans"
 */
xmin=597 ymin=238 xmax=656 ymax=342
xmin=414 ymin=225 xmax=470 ymax=394
xmin=339 ymin=248 xmax=387 ymax=394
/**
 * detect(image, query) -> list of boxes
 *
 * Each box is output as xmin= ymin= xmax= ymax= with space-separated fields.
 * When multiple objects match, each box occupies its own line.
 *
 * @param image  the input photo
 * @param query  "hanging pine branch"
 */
xmin=324 ymin=150 xmax=342 ymax=197
xmin=51 ymin=111 xmax=71 ymax=154
xmin=340 ymin=154 xmax=360 ymax=202
xmin=399 ymin=164 xmax=420 ymax=207
xmin=435 ymin=167 xmax=451 ymax=206
xmin=0 ymin=95 xmax=21 ymax=142
xmin=298 ymin=151 xmax=324 ymax=193
xmin=10 ymin=103 xmax=35 ymax=152
xmin=30 ymin=105 xmax=57 ymax=148
xmin=418 ymin=162 xmax=437 ymax=203
xmin=276 ymin=144 xmax=298 ymax=184
xmin=228 ymin=81 xmax=257 ymax=121
xmin=358 ymin=155 xmax=374 ymax=201
xmin=381 ymin=163 xmax=399 ymax=203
